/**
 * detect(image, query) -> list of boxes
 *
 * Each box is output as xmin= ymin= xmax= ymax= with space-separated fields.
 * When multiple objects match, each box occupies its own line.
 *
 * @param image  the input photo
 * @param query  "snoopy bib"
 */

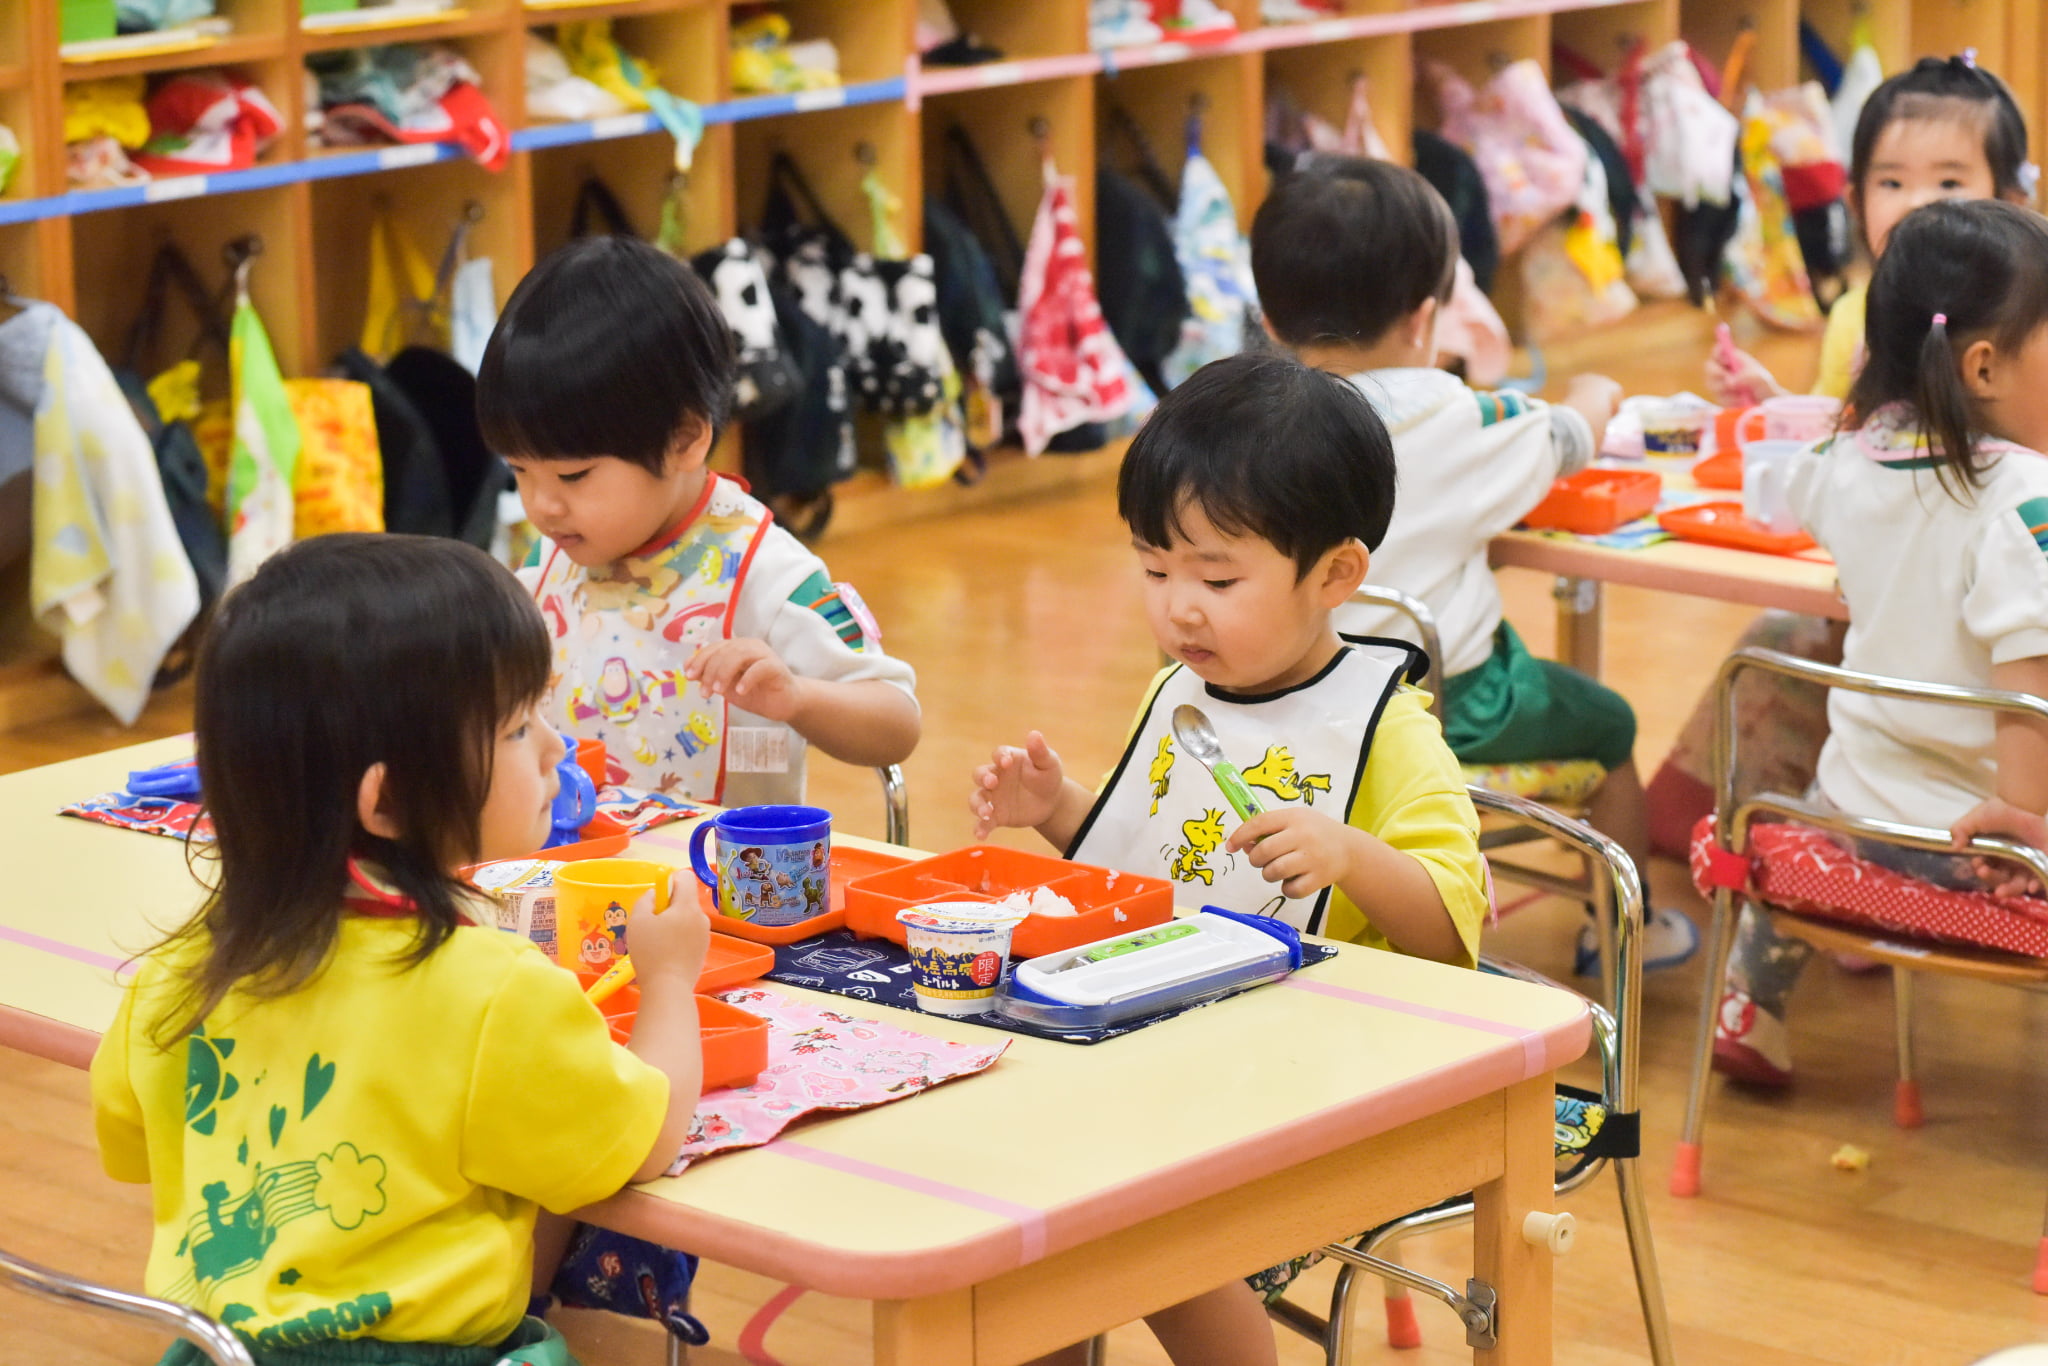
xmin=1069 ymin=640 xmax=1416 ymax=933
xmin=533 ymin=473 xmax=773 ymax=802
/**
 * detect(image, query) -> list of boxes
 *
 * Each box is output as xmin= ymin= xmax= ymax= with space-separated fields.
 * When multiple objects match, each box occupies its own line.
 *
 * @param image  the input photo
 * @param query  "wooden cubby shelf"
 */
xmin=0 ymin=0 xmax=2035 ymax=723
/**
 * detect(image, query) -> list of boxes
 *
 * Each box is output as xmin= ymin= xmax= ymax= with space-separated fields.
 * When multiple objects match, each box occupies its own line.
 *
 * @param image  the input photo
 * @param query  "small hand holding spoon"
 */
xmin=1171 ymin=705 xmax=1268 ymax=827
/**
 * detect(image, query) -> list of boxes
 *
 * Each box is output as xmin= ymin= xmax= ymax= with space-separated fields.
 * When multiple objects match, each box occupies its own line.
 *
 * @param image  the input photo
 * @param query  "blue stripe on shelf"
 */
xmin=0 ymin=76 xmax=910 ymax=227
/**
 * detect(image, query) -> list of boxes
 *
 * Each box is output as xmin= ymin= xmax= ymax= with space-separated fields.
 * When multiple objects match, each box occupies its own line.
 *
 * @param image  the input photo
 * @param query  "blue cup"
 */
xmin=690 ymin=805 xmax=833 ymax=928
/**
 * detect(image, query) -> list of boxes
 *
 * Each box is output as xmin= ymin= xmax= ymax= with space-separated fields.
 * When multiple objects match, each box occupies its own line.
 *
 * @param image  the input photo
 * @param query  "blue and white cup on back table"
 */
xmin=690 ymin=805 xmax=833 ymax=928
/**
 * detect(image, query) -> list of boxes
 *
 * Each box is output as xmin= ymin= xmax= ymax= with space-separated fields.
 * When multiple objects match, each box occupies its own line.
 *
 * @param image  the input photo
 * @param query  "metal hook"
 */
xmin=461 ymin=199 xmax=485 ymax=225
xmin=225 ymin=234 xmax=262 ymax=299
xmin=854 ymin=140 xmax=878 ymax=168
xmin=1487 ymin=49 xmax=1514 ymax=72
xmin=1188 ymin=90 xmax=1210 ymax=116
xmin=1028 ymin=115 xmax=1051 ymax=143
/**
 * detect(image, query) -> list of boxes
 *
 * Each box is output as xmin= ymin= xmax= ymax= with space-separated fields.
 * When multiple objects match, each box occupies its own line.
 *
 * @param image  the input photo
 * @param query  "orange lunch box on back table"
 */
xmin=1656 ymin=502 xmax=1817 ymax=556
xmin=1521 ymin=468 xmax=1664 ymax=535
xmin=843 ymin=846 xmax=1175 ymax=958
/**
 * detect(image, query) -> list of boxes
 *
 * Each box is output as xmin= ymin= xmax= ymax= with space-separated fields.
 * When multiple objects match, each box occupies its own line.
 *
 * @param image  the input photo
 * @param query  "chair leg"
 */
xmin=2034 ymin=1195 xmax=2048 ymax=1294
xmin=1083 ymin=1334 xmax=1109 ymax=1365
xmin=1379 ymin=1278 xmax=1420 ymax=1352
xmin=1673 ymin=887 xmax=1741 ymax=1197
xmin=1614 ymin=1156 xmax=1677 ymax=1366
xmin=1320 ymin=1260 xmax=1365 ymax=1363
xmin=666 ymin=1334 xmax=684 ymax=1366
xmin=1892 ymin=966 xmax=1923 ymax=1129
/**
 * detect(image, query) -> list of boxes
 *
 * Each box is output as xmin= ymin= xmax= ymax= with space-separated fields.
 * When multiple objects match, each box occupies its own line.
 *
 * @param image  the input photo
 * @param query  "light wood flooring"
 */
xmin=9 ymin=304 xmax=2048 ymax=1364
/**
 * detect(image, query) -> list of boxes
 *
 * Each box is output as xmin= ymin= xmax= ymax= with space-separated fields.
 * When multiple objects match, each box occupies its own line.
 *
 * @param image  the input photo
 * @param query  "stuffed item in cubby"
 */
xmin=133 ymin=72 xmax=283 ymax=177
xmin=691 ymin=238 xmax=806 ymax=423
xmin=1429 ymin=59 xmax=1586 ymax=256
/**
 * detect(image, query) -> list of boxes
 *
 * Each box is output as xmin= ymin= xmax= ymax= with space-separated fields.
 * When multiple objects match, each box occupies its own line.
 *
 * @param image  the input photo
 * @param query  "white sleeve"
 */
xmin=1468 ymin=399 xmax=1569 ymax=539
xmin=1965 ymin=500 xmax=2048 ymax=666
xmin=732 ymin=527 xmax=919 ymax=703
xmin=1547 ymin=405 xmax=1595 ymax=475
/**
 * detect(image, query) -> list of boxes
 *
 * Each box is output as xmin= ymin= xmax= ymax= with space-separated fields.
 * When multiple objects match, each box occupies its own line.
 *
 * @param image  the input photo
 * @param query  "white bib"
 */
xmin=1070 ymin=639 xmax=1416 ymax=933
xmin=533 ymin=474 xmax=774 ymax=802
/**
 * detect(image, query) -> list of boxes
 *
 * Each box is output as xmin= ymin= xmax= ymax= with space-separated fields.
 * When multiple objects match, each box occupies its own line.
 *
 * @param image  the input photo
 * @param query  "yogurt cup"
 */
xmin=896 ymin=903 xmax=1028 ymax=1016
xmin=1638 ymin=399 xmax=1713 ymax=459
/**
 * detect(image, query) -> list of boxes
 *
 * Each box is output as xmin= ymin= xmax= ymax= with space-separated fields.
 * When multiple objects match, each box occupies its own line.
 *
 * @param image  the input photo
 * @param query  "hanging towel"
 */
xmin=559 ymin=21 xmax=704 ymax=173
xmin=1016 ymin=162 xmax=1134 ymax=455
xmin=1160 ymin=148 xmax=1258 ymax=388
xmin=226 ymin=292 xmax=300 ymax=585
xmin=13 ymin=304 xmax=199 ymax=723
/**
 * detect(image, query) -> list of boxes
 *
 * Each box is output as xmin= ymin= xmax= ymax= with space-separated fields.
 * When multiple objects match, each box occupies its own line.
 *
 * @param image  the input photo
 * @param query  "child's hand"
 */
xmin=1564 ymin=373 xmax=1624 ymax=435
xmin=1952 ymin=798 xmax=2048 ymax=897
xmin=1704 ymin=345 xmax=1784 ymax=407
xmin=1226 ymin=807 xmax=1356 ymax=900
xmin=686 ymin=638 xmax=803 ymax=722
xmin=970 ymin=732 xmax=1066 ymax=839
xmin=630 ymin=873 xmax=711 ymax=988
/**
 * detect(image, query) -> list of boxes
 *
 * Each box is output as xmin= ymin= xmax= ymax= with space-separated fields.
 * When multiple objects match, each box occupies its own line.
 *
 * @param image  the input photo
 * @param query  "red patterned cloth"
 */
xmin=1015 ymin=162 xmax=1133 ymax=455
xmin=1688 ymin=815 xmax=2048 ymax=957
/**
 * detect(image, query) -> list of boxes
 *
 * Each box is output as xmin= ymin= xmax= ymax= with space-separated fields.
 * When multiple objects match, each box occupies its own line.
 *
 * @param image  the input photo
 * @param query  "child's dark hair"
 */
xmin=1846 ymin=198 xmax=2048 ymax=496
xmin=160 ymin=535 xmax=550 ymax=1041
xmin=1119 ymin=351 xmax=1397 ymax=574
xmin=1250 ymin=155 xmax=1460 ymax=350
xmin=477 ymin=235 xmax=736 ymax=474
xmin=1850 ymin=55 xmax=2033 ymax=209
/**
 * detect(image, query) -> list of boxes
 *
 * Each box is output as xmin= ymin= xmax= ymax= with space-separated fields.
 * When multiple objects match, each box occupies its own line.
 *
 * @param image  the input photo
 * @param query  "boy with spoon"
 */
xmin=969 ymin=352 xmax=1489 ymax=1366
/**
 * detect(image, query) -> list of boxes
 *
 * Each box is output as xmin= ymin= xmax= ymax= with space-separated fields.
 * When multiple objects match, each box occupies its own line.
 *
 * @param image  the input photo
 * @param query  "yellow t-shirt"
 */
xmin=1111 ymin=675 xmax=1489 ymax=968
xmin=1812 ymin=282 xmax=1866 ymax=401
xmin=90 ymin=915 xmax=669 ymax=1353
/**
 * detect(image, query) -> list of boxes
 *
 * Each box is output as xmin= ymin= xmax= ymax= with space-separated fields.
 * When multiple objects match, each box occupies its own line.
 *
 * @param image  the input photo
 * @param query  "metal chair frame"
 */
xmin=877 ymin=763 xmax=909 ymax=847
xmin=1674 ymin=647 xmax=2048 ymax=1210
xmin=1265 ymin=786 xmax=1674 ymax=1366
xmin=1 ymin=1245 xmax=253 ymax=1366
xmin=1349 ymin=587 xmax=1615 ymax=999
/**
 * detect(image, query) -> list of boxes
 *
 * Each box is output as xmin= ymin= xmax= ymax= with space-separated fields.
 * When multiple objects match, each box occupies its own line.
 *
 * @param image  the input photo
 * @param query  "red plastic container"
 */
xmin=694 ymin=844 xmax=913 ymax=945
xmin=843 ymin=846 xmax=1174 ymax=958
xmin=597 ymin=990 xmax=770 ymax=1090
xmin=1522 ymin=468 xmax=1663 ymax=535
xmin=1690 ymin=448 xmax=1743 ymax=490
xmin=1657 ymin=502 xmax=1817 ymax=556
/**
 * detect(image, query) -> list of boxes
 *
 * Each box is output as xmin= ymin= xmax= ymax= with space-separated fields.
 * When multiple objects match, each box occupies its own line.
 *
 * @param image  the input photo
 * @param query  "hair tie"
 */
xmin=1961 ymin=48 xmax=1979 ymax=68
xmin=1932 ymin=313 xmax=1949 ymax=327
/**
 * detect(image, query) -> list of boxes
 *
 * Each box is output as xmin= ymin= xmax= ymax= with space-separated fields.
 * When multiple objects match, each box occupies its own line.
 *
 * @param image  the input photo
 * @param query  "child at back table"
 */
xmin=1715 ymin=198 xmax=2048 ymax=1085
xmin=476 ymin=236 xmax=919 ymax=807
xmin=973 ymin=352 xmax=1490 ymax=1366
xmin=90 ymin=535 xmax=711 ymax=1365
xmin=1249 ymin=154 xmax=1697 ymax=975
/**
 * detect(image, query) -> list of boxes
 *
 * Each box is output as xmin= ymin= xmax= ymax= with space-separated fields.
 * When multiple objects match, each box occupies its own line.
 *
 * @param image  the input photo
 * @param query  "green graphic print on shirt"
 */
xmin=168 ymin=1027 xmax=391 ymax=1334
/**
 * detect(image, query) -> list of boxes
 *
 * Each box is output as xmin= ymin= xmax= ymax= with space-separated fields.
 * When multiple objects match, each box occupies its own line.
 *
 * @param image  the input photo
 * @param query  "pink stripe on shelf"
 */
xmin=1283 ymin=977 xmax=1548 ymax=1075
xmin=770 ymin=1139 xmax=1048 ymax=1262
xmin=0 ymin=924 xmax=127 ymax=974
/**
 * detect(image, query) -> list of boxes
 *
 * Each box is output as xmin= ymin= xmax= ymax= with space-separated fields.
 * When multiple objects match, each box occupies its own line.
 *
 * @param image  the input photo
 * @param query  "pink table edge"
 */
xmin=1489 ymin=532 xmax=1847 ymax=620
xmin=578 ymin=1004 xmax=1591 ymax=1303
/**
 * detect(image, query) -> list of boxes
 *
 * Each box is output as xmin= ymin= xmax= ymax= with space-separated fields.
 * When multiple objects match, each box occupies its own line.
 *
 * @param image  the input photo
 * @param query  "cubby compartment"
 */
xmin=1680 ymin=0 xmax=1798 ymax=90
xmin=0 ymin=221 xmax=50 ymax=303
xmin=1097 ymin=53 xmax=1261 ymax=229
xmin=734 ymin=99 xmax=917 ymax=251
xmin=303 ymin=27 xmax=524 ymax=157
xmin=0 ymin=85 xmax=36 ymax=198
xmin=70 ymin=186 xmax=310 ymax=382
xmin=733 ymin=0 xmax=911 ymax=90
xmin=921 ymin=75 xmax=1094 ymax=280
xmin=1553 ymin=0 xmax=1679 ymax=75
xmin=1263 ymin=32 xmax=1411 ymax=167
xmin=927 ymin=0 xmax=1087 ymax=64
xmin=307 ymin=155 xmax=528 ymax=365
xmin=525 ymin=1 xmax=722 ymax=123
xmin=1909 ymin=0 xmax=2008 ymax=76
xmin=528 ymin=121 xmax=734 ymax=258
xmin=1801 ymin=0 xmax=1910 ymax=75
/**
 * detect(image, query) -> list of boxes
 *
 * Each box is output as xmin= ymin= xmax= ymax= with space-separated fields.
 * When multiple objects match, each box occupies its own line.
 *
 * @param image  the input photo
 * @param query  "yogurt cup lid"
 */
xmin=896 ymin=902 xmax=1028 ymax=933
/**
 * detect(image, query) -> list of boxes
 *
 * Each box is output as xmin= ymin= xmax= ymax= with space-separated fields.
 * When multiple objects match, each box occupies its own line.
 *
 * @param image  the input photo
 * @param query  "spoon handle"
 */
xmin=1208 ymin=759 xmax=1267 ymax=826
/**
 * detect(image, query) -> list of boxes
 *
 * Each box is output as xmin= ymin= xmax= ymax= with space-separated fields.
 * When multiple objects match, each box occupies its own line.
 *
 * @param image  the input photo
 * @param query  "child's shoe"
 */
xmin=1573 ymin=904 xmax=1700 ymax=976
xmin=1711 ymin=987 xmax=1793 ymax=1087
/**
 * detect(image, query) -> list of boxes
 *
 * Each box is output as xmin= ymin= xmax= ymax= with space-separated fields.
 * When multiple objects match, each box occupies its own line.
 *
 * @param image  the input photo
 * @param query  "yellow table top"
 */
xmin=1489 ymin=470 xmax=1846 ymax=620
xmin=1 ymin=736 xmax=1591 ymax=1300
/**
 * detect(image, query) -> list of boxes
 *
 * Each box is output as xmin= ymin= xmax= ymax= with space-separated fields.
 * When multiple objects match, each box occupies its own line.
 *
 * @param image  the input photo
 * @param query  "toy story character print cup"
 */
xmin=896 ymin=904 xmax=1029 ymax=1016
xmin=690 ymin=805 xmax=834 ymax=929
xmin=553 ymin=858 xmax=672 ymax=976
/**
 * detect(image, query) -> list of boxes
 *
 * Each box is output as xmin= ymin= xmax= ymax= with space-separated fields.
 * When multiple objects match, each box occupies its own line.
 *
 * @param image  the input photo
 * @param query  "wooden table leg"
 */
xmin=875 ymin=1287 xmax=976 ymax=1366
xmin=1552 ymin=576 xmax=1602 ymax=678
xmin=1473 ymin=1075 xmax=1556 ymax=1366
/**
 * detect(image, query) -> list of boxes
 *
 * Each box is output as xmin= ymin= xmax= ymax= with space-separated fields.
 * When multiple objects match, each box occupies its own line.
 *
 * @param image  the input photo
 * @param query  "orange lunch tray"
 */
xmin=1656 ymin=502 xmax=1816 ymax=556
xmin=694 ymin=844 xmax=914 ymax=945
xmin=575 ymin=933 xmax=773 ymax=998
xmin=598 ymin=989 xmax=770 ymax=1090
xmin=462 ymin=832 xmax=631 ymax=880
xmin=843 ymin=845 xmax=1174 ymax=958
xmin=1521 ymin=468 xmax=1663 ymax=535
xmin=1690 ymin=448 xmax=1743 ymax=490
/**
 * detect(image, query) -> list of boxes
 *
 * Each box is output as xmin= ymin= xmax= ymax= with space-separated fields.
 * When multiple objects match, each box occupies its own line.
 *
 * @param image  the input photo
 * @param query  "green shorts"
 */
xmin=1441 ymin=621 xmax=1637 ymax=772
xmin=160 ymin=1318 xmax=575 ymax=1366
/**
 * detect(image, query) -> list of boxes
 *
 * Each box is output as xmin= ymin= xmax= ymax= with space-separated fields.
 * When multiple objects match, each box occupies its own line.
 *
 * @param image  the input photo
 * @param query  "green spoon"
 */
xmin=1171 ymin=704 xmax=1268 ymax=826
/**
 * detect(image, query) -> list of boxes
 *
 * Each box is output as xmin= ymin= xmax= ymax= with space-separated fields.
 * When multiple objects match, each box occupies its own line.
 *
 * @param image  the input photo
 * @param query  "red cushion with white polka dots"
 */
xmin=1688 ymin=816 xmax=2048 ymax=957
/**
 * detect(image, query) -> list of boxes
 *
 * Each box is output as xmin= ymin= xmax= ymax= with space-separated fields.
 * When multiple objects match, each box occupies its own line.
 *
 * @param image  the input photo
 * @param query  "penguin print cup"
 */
xmin=690 ymin=806 xmax=833 ymax=928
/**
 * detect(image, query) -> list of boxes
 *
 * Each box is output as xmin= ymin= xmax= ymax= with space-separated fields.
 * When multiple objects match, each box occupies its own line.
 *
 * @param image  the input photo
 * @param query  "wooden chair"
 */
xmin=1266 ymin=786 xmax=1675 ymax=1366
xmin=1 ymin=1244 xmax=252 ymax=1366
xmin=1671 ymin=646 xmax=2048 ymax=1288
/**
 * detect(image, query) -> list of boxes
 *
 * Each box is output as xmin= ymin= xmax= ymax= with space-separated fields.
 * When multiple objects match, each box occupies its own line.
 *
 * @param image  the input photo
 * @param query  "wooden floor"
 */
xmin=9 ymin=304 xmax=2048 ymax=1363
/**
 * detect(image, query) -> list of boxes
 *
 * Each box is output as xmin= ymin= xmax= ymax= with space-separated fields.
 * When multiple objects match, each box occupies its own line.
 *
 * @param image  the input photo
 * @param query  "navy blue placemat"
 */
xmin=762 ymin=929 xmax=1338 ymax=1044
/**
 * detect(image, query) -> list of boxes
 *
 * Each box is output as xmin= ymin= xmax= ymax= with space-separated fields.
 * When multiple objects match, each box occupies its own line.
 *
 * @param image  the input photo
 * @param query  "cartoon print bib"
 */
xmin=1070 ymin=640 xmax=1414 ymax=933
xmin=533 ymin=474 xmax=773 ymax=802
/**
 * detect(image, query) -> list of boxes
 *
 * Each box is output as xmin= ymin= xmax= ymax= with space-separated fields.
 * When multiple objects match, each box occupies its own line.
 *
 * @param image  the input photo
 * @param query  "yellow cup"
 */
xmin=553 ymin=859 xmax=672 ymax=976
